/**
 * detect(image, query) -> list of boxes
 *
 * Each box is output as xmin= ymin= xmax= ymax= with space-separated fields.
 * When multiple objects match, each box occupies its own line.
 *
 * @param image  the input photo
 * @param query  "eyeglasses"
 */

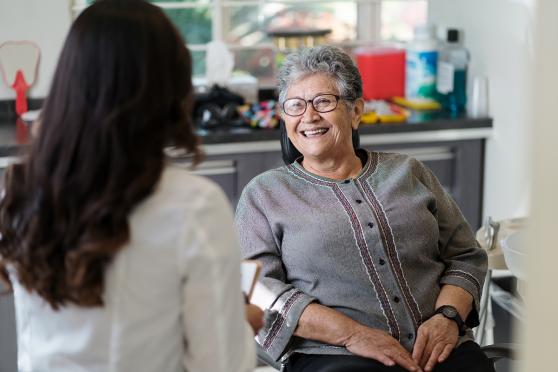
xmin=282 ymin=94 xmax=344 ymax=117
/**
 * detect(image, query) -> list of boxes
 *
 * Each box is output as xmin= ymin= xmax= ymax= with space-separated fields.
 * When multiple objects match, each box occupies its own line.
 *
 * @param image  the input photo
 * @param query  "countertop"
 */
xmin=0 ymin=112 xmax=493 ymax=158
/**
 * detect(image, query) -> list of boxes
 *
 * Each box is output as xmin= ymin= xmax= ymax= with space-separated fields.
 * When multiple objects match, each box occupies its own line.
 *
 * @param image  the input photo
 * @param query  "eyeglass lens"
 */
xmin=283 ymin=94 xmax=339 ymax=116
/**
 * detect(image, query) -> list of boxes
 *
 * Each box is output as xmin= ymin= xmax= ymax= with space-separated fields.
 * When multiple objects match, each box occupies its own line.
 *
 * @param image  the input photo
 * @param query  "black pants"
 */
xmin=285 ymin=341 xmax=495 ymax=372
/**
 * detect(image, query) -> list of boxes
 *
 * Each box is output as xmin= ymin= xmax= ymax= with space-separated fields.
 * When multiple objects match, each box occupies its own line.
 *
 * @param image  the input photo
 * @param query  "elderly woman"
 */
xmin=235 ymin=46 xmax=494 ymax=372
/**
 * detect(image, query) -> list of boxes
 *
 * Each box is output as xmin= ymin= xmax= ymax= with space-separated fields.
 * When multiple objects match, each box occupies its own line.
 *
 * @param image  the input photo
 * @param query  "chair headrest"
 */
xmin=279 ymin=121 xmax=361 ymax=165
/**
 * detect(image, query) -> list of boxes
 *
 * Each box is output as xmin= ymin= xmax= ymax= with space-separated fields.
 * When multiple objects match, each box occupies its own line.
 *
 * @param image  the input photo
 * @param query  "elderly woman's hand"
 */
xmin=411 ymin=314 xmax=459 ymax=371
xmin=346 ymin=324 xmax=423 ymax=371
xmin=245 ymin=303 xmax=264 ymax=334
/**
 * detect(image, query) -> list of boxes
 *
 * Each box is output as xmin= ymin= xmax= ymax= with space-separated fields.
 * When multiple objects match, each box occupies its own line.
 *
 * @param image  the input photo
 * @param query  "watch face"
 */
xmin=442 ymin=306 xmax=458 ymax=318
xmin=436 ymin=306 xmax=465 ymax=335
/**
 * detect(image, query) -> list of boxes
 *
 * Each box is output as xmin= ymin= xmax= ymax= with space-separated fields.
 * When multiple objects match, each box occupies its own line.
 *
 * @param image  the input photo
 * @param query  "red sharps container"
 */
xmin=355 ymin=47 xmax=405 ymax=100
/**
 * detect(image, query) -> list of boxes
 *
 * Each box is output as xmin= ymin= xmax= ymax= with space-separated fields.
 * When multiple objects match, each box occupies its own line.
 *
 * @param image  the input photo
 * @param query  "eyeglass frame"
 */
xmin=282 ymin=94 xmax=353 ymax=117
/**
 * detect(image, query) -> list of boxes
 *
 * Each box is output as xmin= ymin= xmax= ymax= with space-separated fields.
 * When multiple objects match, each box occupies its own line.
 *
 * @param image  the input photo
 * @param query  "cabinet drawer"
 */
xmin=372 ymin=146 xmax=455 ymax=191
xmin=172 ymin=159 xmax=237 ymax=203
xmin=421 ymin=158 xmax=455 ymax=191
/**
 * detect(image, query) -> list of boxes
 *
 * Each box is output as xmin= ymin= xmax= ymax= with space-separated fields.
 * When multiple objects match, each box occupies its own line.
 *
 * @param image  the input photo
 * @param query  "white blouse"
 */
xmin=11 ymin=165 xmax=255 ymax=372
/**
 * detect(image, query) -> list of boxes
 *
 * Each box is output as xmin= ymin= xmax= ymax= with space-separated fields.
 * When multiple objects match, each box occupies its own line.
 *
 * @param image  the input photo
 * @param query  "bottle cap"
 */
xmin=414 ymin=24 xmax=436 ymax=41
xmin=447 ymin=29 xmax=459 ymax=43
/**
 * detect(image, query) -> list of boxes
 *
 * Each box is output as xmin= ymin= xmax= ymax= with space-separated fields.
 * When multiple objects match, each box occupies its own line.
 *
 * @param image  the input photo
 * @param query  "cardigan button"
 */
xmin=368 ymin=222 xmax=374 ymax=228
xmin=355 ymin=199 xmax=362 ymax=204
xmin=379 ymin=258 xmax=385 ymax=265
xmin=393 ymin=296 xmax=400 ymax=303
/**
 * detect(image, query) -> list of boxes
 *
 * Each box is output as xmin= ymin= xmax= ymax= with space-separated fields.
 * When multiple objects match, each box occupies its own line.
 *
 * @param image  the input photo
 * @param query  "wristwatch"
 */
xmin=434 ymin=305 xmax=467 ymax=336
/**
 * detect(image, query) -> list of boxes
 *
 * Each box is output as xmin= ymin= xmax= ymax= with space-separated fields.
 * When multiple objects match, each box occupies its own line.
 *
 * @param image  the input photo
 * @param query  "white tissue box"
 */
xmin=193 ymin=75 xmax=259 ymax=103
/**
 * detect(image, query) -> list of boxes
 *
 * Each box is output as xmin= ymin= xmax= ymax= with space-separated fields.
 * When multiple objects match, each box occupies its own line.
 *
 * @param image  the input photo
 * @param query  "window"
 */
xmin=73 ymin=0 xmax=427 ymax=85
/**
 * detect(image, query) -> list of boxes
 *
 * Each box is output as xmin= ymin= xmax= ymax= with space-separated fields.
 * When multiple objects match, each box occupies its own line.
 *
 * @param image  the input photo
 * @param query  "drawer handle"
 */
xmin=172 ymin=159 xmax=236 ymax=176
xmin=0 ymin=157 xmax=19 ymax=169
xmin=382 ymin=147 xmax=454 ymax=162
xmin=190 ymin=167 xmax=236 ymax=176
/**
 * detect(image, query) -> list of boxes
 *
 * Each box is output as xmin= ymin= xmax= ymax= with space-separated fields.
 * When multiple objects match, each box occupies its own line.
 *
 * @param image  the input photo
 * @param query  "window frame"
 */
xmin=72 ymin=0 xmax=426 ymax=81
xmin=73 ymin=0 xmax=384 ymax=48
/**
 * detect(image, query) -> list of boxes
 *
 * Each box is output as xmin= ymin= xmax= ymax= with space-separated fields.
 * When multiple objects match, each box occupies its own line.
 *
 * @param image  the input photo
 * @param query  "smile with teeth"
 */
xmin=302 ymin=128 xmax=329 ymax=137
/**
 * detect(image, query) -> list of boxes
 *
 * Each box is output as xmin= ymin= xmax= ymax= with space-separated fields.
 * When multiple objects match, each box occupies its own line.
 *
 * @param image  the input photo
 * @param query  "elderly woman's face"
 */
xmin=283 ymin=73 xmax=362 ymax=161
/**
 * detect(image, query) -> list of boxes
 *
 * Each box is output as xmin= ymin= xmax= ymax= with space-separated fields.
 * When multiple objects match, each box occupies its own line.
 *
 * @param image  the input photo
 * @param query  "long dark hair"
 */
xmin=0 ymin=0 xmax=201 ymax=309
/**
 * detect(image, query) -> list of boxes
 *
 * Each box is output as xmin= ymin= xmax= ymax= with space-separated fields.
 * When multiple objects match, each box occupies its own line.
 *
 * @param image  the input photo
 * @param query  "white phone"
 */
xmin=241 ymin=260 xmax=261 ymax=301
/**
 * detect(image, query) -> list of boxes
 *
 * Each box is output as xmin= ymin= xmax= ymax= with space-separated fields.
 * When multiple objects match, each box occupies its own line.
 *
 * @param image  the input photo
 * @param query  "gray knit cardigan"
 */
xmin=235 ymin=150 xmax=487 ymax=363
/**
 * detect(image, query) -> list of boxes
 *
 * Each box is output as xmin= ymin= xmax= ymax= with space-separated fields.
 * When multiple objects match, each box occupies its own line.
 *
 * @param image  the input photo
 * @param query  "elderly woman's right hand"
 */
xmin=345 ymin=325 xmax=423 ymax=372
xmin=245 ymin=304 xmax=264 ymax=334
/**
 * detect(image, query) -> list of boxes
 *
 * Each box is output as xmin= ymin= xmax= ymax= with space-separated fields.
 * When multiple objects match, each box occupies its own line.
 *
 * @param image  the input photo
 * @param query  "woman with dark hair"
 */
xmin=0 ymin=1 xmax=257 ymax=371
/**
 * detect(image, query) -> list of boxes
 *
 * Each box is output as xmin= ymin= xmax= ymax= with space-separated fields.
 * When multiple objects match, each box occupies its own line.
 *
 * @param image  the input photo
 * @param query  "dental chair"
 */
xmin=256 ymin=341 xmax=515 ymax=370
xmin=255 ymin=124 xmax=517 ymax=370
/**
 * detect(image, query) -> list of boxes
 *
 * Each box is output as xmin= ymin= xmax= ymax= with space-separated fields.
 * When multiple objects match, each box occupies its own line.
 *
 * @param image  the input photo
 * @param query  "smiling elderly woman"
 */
xmin=235 ymin=46 xmax=494 ymax=372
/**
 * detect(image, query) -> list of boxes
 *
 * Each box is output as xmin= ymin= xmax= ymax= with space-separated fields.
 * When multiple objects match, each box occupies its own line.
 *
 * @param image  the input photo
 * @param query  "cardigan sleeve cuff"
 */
xmin=256 ymin=288 xmax=315 ymax=361
xmin=439 ymin=270 xmax=484 ymax=328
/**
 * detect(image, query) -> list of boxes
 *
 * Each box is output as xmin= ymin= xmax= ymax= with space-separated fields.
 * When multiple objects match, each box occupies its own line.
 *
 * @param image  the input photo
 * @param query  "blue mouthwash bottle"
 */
xmin=437 ymin=29 xmax=469 ymax=113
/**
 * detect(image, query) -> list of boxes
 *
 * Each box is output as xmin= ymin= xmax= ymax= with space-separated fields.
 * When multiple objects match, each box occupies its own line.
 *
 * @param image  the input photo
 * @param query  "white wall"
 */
xmin=521 ymin=0 xmax=558 ymax=368
xmin=429 ymin=0 xmax=534 ymax=221
xmin=431 ymin=1 xmax=558 ymax=370
xmin=0 ymin=0 xmax=73 ymax=99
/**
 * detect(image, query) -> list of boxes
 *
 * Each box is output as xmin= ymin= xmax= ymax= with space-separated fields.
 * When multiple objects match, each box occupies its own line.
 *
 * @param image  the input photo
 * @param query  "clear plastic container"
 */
xmin=405 ymin=24 xmax=439 ymax=100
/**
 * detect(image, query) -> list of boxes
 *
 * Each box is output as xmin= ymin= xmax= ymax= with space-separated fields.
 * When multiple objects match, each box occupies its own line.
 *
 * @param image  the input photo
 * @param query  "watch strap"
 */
xmin=434 ymin=305 xmax=467 ymax=336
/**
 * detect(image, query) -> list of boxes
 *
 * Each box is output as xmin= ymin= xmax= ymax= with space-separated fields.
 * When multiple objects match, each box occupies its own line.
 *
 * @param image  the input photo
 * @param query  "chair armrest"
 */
xmin=481 ymin=342 xmax=518 ymax=362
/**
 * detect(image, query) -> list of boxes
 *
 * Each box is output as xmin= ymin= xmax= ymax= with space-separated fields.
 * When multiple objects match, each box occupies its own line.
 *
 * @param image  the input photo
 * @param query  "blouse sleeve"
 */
xmin=414 ymin=158 xmax=488 ymax=328
xmin=235 ymin=181 xmax=316 ymax=362
xmin=178 ymin=182 xmax=255 ymax=372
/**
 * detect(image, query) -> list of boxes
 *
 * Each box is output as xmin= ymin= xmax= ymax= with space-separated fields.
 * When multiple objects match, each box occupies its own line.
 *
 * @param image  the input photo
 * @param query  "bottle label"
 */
xmin=406 ymin=50 xmax=438 ymax=99
xmin=437 ymin=61 xmax=455 ymax=94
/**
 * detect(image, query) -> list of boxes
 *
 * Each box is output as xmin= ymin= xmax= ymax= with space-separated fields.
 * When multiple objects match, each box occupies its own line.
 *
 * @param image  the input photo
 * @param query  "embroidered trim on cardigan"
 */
xmin=286 ymin=154 xmax=400 ymax=339
xmin=331 ymin=183 xmax=400 ymax=339
xmin=444 ymin=269 xmax=482 ymax=296
xmin=262 ymin=290 xmax=305 ymax=351
xmin=357 ymin=179 xmax=424 ymax=329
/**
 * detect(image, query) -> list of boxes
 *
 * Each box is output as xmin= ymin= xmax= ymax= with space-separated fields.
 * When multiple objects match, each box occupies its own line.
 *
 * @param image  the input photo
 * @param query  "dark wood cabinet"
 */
xmin=366 ymin=139 xmax=484 ymax=230
xmin=191 ymin=138 xmax=484 ymax=230
xmin=0 ymin=164 xmax=17 ymax=372
xmin=0 ymin=279 xmax=16 ymax=372
xmin=0 ymin=117 xmax=490 ymax=370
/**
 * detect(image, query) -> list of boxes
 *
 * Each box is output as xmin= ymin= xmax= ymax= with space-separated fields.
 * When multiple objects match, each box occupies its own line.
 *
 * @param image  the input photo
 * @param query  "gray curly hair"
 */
xmin=277 ymin=45 xmax=363 ymax=106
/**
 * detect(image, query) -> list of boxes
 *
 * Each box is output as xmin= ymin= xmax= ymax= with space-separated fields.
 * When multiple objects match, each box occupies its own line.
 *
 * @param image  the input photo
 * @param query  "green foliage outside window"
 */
xmin=162 ymin=8 xmax=212 ymax=45
xmin=152 ymin=1 xmax=212 ymax=76
xmin=82 ymin=0 xmax=427 ymax=79
xmin=85 ymin=0 xmax=211 ymax=76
